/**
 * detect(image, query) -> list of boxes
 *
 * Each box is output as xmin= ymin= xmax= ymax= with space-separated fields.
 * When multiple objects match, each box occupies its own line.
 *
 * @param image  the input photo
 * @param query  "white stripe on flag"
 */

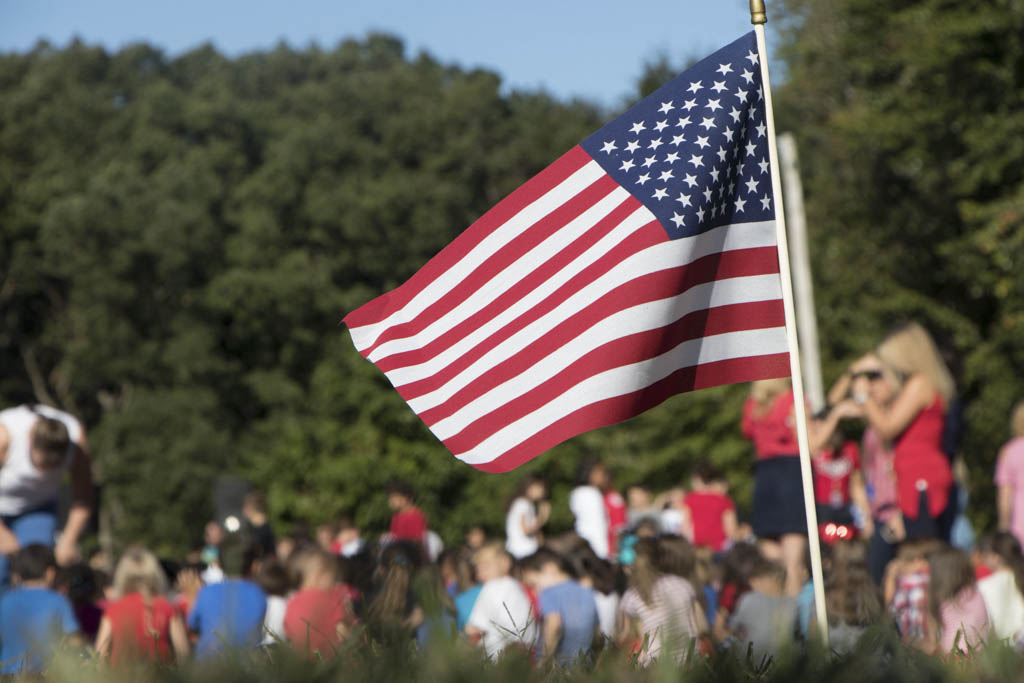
xmin=452 ymin=326 xmax=789 ymax=464
xmin=429 ymin=273 xmax=783 ymax=440
xmin=367 ymin=185 xmax=633 ymax=363
xmin=396 ymin=220 xmax=778 ymax=404
xmin=348 ymin=160 xmax=606 ymax=352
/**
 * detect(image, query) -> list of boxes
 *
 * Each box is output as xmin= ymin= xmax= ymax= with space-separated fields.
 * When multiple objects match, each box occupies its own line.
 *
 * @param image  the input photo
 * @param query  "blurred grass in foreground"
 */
xmin=26 ymin=625 xmax=1024 ymax=683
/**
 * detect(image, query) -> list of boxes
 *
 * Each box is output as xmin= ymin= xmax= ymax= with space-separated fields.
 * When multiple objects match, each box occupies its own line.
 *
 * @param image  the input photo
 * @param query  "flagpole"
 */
xmin=749 ymin=0 xmax=830 ymax=644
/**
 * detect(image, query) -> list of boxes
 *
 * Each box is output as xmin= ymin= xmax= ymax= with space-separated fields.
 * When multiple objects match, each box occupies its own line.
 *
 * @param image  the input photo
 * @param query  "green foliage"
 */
xmin=29 ymin=627 xmax=1024 ymax=683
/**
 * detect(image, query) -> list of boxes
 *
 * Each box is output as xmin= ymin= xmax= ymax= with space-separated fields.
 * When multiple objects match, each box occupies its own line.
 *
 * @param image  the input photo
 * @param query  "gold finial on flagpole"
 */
xmin=750 ymin=0 xmax=767 ymax=24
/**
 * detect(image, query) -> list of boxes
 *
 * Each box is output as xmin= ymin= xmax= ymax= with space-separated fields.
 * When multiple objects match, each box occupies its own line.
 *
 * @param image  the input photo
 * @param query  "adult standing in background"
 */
xmin=0 ymin=404 xmax=93 ymax=587
xmin=849 ymin=323 xmax=955 ymax=542
xmin=996 ymin=400 xmax=1024 ymax=549
xmin=570 ymin=460 xmax=610 ymax=559
xmin=742 ymin=379 xmax=858 ymax=596
xmin=504 ymin=474 xmax=550 ymax=560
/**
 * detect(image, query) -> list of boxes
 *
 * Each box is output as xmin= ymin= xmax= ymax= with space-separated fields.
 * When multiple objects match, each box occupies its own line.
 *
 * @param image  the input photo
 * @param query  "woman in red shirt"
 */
xmin=95 ymin=547 xmax=190 ymax=664
xmin=850 ymin=322 xmax=955 ymax=542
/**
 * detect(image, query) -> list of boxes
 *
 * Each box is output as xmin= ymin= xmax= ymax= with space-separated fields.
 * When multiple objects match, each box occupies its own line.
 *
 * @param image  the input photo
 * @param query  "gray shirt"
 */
xmin=728 ymin=591 xmax=798 ymax=661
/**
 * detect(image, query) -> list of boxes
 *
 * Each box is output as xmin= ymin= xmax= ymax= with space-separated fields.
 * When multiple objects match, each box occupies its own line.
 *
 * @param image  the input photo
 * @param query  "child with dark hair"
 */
xmin=256 ymin=556 xmax=291 ymax=646
xmin=520 ymin=548 xmax=598 ymax=665
xmin=0 ymin=544 xmax=80 ymax=674
xmin=412 ymin=563 xmax=456 ymax=647
xmin=711 ymin=542 xmax=761 ymax=644
xmin=451 ymin=548 xmax=481 ymax=632
xmin=683 ymin=462 xmax=737 ymax=553
xmin=726 ymin=558 xmax=798 ymax=660
xmin=367 ymin=540 xmax=424 ymax=641
xmin=187 ymin=530 xmax=267 ymax=658
xmin=927 ymin=544 xmax=990 ymax=654
xmin=570 ymin=546 xmax=619 ymax=640
xmin=387 ymin=480 xmax=428 ymax=545
xmin=54 ymin=562 xmax=103 ymax=642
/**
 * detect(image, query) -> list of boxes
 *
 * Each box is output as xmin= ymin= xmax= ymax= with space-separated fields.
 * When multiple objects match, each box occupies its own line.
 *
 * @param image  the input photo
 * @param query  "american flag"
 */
xmin=345 ymin=32 xmax=790 ymax=473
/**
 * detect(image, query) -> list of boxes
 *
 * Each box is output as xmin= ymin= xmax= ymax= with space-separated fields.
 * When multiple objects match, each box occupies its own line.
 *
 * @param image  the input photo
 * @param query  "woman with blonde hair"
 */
xmin=850 ymin=322 xmax=955 ymax=542
xmin=95 ymin=546 xmax=189 ymax=664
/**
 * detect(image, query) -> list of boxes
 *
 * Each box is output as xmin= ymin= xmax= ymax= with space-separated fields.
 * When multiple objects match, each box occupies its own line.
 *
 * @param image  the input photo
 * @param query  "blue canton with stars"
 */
xmin=580 ymin=32 xmax=774 ymax=240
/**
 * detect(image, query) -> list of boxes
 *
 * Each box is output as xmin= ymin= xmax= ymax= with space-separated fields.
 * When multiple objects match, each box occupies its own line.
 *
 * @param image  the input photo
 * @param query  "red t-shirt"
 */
xmin=104 ymin=593 xmax=177 ymax=665
xmin=389 ymin=507 xmax=428 ymax=543
xmin=684 ymin=491 xmax=734 ymax=552
xmin=812 ymin=441 xmax=860 ymax=507
xmin=741 ymin=390 xmax=799 ymax=459
xmin=604 ymin=490 xmax=627 ymax=555
xmin=284 ymin=586 xmax=351 ymax=657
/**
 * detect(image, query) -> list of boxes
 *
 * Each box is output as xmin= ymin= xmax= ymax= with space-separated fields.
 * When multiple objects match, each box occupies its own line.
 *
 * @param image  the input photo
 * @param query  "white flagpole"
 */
xmin=749 ymin=0 xmax=829 ymax=644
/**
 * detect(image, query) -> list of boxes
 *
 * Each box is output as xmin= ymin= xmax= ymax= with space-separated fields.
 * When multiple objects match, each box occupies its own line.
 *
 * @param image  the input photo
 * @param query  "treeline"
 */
xmin=1 ymin=0 xmax=1022 ymax=553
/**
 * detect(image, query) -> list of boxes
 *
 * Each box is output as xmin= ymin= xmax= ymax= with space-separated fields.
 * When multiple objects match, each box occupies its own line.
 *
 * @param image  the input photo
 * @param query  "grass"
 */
xmin=25 ymin=626 xmax=1024 ymax=683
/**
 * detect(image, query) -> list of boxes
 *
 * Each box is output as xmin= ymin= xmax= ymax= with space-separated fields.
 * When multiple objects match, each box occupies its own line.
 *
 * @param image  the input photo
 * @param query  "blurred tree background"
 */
xmin=1 ymin=0 xmax=1022 ymax=554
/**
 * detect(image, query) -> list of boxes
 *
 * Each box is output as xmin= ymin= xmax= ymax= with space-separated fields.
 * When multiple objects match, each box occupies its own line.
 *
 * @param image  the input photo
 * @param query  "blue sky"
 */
xmin=0 ymin=0 xmax=771 ymax=106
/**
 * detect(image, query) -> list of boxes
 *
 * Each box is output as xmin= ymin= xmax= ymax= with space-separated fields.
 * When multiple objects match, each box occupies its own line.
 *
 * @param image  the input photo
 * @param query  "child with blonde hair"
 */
xmin=465 ymin=542 xmax=536 ymax=659
xmin=95 ymin=546 xmax=189 ymax=664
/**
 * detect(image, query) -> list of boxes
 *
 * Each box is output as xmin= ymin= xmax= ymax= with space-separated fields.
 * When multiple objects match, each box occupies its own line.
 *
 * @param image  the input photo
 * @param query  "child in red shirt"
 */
xmin=683 ymin=462 xmax=737 ymax=553
xmin=95 ymin=547 xmax=190 ymax=665
xmin=387 ymin=480 xmax=428 ymax=544
xmin=284 ymin=548 xmax=352 ymax=658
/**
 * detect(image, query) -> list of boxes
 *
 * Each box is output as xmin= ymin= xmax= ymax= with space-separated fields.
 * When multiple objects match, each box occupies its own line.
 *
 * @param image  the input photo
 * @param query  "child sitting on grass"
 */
xmin=465 ymin=542 xmax=536 ymax=659
xmin=927 ymin=544 xmax=990 ymax=655
xmin=0 ymin=545 xmax=80 ymax=675
xmin=727 ymin=558 xmax=798 ymax=661
xmin=886 ymin=539 xmax=939 ymax=645
xmin=284 ymin=547 xmax=352 ymax=657
xmin=520 ymin=547 xmax=599 ymax=666
xmin=187 ymin=530 xmax=267 ymax=659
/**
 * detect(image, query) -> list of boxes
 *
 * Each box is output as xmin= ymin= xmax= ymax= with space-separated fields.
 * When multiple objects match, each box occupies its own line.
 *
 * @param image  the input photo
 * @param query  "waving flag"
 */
xmin=344 ymin=32 xmax=789 ymax=473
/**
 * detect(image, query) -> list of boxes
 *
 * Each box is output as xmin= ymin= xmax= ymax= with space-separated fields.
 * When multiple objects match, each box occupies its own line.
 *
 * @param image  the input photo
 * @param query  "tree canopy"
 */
xmin=1 ymin=1 xmax=1022 ymax=553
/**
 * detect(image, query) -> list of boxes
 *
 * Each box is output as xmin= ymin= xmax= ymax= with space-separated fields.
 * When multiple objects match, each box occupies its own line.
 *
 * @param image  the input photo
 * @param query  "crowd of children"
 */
xmin=1 ymin=458 xmax=1023 ymax=675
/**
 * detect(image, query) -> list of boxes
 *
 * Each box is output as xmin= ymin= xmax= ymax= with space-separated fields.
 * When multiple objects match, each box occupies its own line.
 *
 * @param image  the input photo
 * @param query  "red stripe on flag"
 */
xmin=438 ymin=301 xmax=786 ymax=453
xmin=410 ymin=247 xmax=782 ymax=420
xmin=466 ymin=352 xmax=792 ymax=473
xmin=343 ymin=145 xmax=594 ymax=330
xmin=361 ymin=174 xmax=624 ymax=358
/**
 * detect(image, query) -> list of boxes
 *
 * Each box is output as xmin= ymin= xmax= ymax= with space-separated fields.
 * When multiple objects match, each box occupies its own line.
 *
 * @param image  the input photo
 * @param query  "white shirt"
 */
xmin=262 ymin=594 xmax=287 ymax=645
xmin=594 ymin=591 xmax=619 ymax=639
xmin=569 ymin=485 xmax=609 ymax=559
xmin=0 ymin=405 xmax=83 ymax=516
xmin=505 ymin=498 xmax=538 ymax=559
xmin=978 ymin=569 xmax=1024 ymax=641
xmin=466 ymin=576 xmax=537 ymax=659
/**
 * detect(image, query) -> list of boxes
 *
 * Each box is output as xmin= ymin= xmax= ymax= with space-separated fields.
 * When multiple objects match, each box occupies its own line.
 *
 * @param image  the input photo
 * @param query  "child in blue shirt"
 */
xmin=0 ymin=544 xmax=80 ymax=674
xmin=520 ymin=548 xmax=599 ymax=666
xmin=187 ymin=529 xmax=267 ymax=659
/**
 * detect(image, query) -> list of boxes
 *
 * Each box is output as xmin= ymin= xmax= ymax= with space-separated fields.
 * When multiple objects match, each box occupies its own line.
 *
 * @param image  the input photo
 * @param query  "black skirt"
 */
xmin=752 ymin=456 xmax=808 ymax=537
